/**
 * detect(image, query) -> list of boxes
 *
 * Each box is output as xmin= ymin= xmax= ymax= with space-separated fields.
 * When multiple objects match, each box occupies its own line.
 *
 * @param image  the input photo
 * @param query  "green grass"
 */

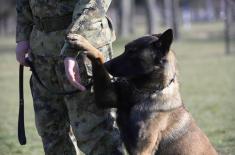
xmin=0 ymin=22 xmax=235 ymax=155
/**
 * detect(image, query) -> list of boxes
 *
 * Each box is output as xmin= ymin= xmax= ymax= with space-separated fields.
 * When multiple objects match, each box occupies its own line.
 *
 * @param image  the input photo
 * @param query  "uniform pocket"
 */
xmin=78 ymin=17 xmax=114 ymax=49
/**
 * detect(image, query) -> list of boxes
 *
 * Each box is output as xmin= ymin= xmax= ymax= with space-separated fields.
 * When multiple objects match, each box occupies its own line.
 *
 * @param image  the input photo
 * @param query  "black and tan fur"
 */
xmin=67 ymin=29 xmax=218 ymax=155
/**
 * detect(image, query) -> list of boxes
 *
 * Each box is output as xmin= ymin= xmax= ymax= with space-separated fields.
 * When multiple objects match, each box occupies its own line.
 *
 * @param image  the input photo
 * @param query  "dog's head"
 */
xmin=105 ymin=29 xmax=175 ymax=80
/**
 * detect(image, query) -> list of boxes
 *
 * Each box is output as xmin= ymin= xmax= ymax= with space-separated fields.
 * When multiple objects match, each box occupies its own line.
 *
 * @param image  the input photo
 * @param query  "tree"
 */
xmin=171 ymin=0 xmax=180 ymax=39
xmin=117 ymin=0 xmax=133 ymax=37
xmin=164 ymin=0 xmax=180 ymax=39
xmin=205 ymin=0 xmax=216 ymax=21
xmin=224 ymin=0 xmax=233 ymax=55
xmin=0 ymin=0 xmax=15 ymax=35
xmin=145 ymin=0 xmax=158 ymax=34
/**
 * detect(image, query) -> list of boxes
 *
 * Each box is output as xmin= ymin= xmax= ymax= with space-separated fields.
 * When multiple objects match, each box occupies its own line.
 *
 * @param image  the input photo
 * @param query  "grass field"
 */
xmin=0 ymin=22 xmax=234 ymax=155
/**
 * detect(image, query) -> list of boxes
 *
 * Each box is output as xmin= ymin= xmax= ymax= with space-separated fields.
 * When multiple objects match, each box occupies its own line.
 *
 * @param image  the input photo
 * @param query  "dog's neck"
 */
xmin=130 ymin=70 xmax=176 ymax=94
xmin=129 ymin=72 xmax=182 ymax=111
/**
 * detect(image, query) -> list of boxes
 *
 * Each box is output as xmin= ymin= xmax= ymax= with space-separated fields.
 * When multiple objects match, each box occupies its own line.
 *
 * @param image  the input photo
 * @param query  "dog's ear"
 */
xmin=153 ymin=29 xmax=173 ymax=55
xmin=159 ymin=29 xmax=173 ymax=50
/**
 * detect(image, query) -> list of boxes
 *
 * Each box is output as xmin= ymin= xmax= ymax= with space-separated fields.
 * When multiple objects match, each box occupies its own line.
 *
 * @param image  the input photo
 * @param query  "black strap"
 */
xmin=18 ymin=65 xmax=26 ymax=145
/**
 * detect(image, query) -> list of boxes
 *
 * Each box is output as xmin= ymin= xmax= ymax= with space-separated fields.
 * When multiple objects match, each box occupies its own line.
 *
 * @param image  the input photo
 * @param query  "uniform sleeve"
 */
xmin=16 ymin=0 xmax=33 ymax=42
xmin=61 ymin=0 xmax=113 ymax=57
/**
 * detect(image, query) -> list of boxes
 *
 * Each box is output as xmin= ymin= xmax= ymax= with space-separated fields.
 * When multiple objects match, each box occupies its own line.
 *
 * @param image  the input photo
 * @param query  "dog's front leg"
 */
xmin=66 ymin=34 xmax=118 ymax=108
xmin=91 ymin=58 xmax=118 ymax=108
xmin=133 ymin=132 xmax=161 ymax=155
xmin=130 ymin=117 xmax=165 ymax=155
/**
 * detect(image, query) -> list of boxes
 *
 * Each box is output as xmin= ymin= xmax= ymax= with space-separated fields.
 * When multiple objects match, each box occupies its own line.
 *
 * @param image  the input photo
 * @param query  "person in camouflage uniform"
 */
xmin=15 ymin=0 xmax=125 ymax=154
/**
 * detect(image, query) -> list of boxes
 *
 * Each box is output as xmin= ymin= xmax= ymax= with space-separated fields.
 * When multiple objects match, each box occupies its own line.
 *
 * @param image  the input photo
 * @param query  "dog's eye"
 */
xmin=155 ymin=42 xmax=162 ymax=48
xmin=160 ymin=58 xmax=168 ymax=64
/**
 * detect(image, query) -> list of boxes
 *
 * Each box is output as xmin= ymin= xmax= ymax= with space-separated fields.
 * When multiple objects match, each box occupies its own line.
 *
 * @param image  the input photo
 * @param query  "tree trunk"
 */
xmin=164 ymin=0 xmax=172 ymax=27
xmin=108 ymin=2 xmax=118 ymax=34
xmin=129 ymin=0 xmax=135 ymax=34
xmin=157 ymin=0 xmax=166 ymax=26
xmin=145 ymin=0 xmax=157 ymax=34
xmin=164 ymin=0 xmax=180 ymax=39
xmin=171 ymin=0 xmax=179 ymax=39
xmin=206 ymin=0 xmax=216 ymax=21
xmin=206 ymin=0 xmax=215 ymax=21
xmin=224 ymin=0 xmax=232 ymax=55
xmin=118 ymin=0 xmax=132 ymax=37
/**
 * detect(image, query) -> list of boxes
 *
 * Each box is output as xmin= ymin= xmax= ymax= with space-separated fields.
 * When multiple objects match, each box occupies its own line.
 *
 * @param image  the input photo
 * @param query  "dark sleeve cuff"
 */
xmin=16 ymin=25 xmax=32 ymax=43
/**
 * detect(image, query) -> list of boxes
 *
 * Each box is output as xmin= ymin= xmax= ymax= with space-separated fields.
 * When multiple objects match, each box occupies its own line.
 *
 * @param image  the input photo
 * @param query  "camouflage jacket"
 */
xmin=16 ymin=0 xmax=115 ymax=57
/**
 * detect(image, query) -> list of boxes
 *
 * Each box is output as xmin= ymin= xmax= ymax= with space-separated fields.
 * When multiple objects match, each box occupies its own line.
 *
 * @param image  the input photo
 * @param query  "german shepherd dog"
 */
xmin=67 ymin=29 xmax=218 ymax=155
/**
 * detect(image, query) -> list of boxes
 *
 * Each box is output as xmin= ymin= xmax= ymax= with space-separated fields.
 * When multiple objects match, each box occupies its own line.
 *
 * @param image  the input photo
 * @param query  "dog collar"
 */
xmin=163 ymin=73 xmax=176 ymax=91
xmin=132 ymin=73 xmax=177 ymax=95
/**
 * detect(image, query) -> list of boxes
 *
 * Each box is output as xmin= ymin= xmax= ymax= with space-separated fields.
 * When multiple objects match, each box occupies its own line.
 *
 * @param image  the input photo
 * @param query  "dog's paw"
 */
xmin=66 ymin=34 xmax=92 ymax=51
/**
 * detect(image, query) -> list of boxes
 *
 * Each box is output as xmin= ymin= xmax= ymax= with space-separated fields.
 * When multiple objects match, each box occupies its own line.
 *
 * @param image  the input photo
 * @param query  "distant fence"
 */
xmin=224 ymin=0 xmax=235 ymax=54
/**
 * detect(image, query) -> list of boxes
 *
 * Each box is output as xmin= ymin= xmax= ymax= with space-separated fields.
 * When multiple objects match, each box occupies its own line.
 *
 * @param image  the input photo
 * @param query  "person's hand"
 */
xmin=64 ymin=57 xmax=86 ymax=91
xmin=16 ymin=41 xmax=30 ymax=66
xmin=66 ymin=34 xmax=105 ymax=63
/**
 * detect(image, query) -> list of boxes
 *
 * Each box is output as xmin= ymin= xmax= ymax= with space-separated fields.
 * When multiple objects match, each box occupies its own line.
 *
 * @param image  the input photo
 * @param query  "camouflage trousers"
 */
xmin=29 ymin=45 xmax=125 ymax=155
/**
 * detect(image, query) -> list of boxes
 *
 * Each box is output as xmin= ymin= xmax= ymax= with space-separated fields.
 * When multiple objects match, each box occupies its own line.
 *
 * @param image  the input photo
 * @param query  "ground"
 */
xmin=0 ymin=22 xmax=234 ymax=155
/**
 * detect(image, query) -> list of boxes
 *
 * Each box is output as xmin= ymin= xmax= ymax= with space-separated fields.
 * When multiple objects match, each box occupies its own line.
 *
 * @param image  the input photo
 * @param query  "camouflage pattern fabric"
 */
xmin=16 ymin=0 xmax=115 ymax=57
xmin=29 ymin=45 xmax=124 ymax=155
xmin=16 ymin=0 xmax=124 ymax=154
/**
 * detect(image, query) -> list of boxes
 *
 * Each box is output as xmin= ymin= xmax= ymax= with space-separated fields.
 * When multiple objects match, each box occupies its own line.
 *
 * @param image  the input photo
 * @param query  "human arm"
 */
xmin=61 ymin=0 xmax=113 ymax=57
xmin=15 ymin=0 xmax=33 ymax=66
xmin=62 ymin=0 xmax=114 ymax=90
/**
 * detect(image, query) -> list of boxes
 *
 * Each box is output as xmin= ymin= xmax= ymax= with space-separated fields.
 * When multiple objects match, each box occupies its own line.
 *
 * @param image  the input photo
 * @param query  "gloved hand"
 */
xmin=64 ymin=57 xmax=86 ymax=91
xmin=16 ymin=41 xmax=30 ymax=66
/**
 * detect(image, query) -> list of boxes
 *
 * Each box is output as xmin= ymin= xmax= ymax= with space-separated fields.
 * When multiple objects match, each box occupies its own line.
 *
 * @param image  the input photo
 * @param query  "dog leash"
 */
xmin=18 ymin=65 xmax=26 ymax=145
xmin=18 ymin=58 xmax=93 ymax=145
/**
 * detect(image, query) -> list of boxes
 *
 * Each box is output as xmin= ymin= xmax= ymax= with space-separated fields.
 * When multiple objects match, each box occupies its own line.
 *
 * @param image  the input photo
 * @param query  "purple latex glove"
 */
xmin=16 ymin=41 xmax=30 ymax=66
